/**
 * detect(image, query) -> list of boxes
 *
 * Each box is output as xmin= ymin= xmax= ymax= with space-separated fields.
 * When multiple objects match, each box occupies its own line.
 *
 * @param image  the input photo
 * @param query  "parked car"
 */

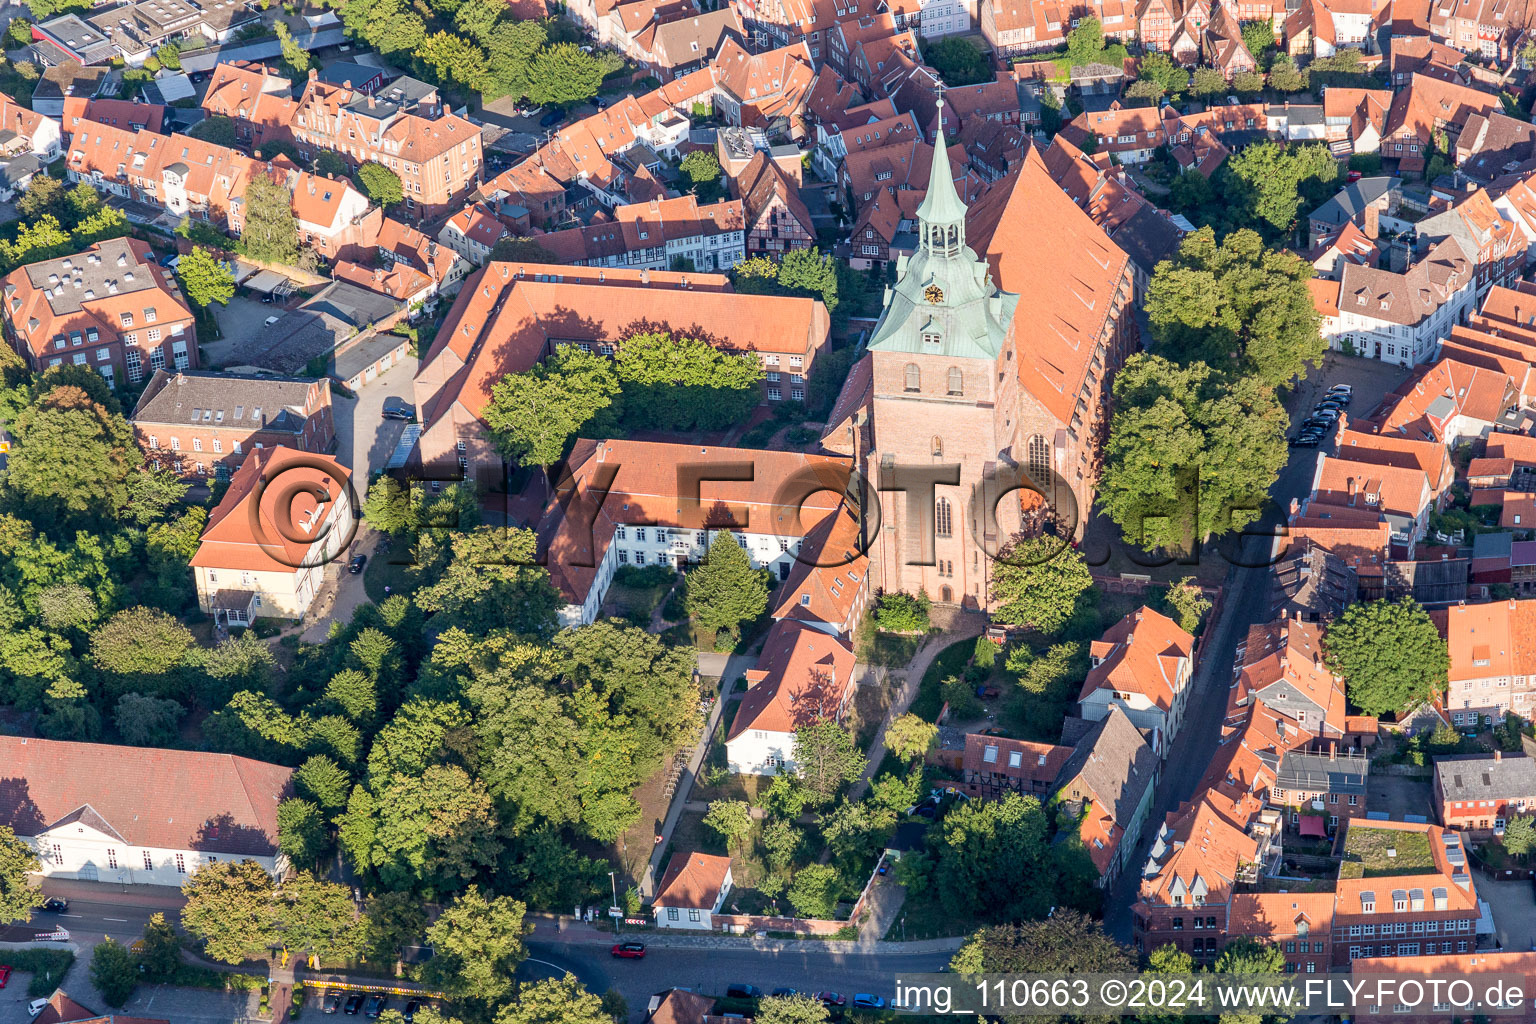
xmin=348 ymin=554 xmax=367 ymax=575
xmin=539 ymin=109 xmax=563 ymax=127
xmin=816 ymin=993 xmax=846 ymax=1007
xmin=402 ymin=1002 xmax=420 ymax=1024
xmin=264 ymin=315 xmax=281 ymax=327
xmin=611 ymin=941 xmax=646 ymax=959
xmin=366 ymin=994 xmax=388 ymax=1018
xmin=853 ymin=995 xmax=886 ymax=1010
xmin=1289 ymin=436 xmax=1320 ymax=448
xmin=40 ymin=897 xmax=67 ymax=911
xmin=344 ymin=994 xmax=365 ymax=1015
xmin=0 ymin=966 xmax=10 ymax=989
xmin=1329 ymin=383 xmax=1353 ymax=396
xmin=324 ymin=990 xmax=343 ymax=1014
xmin=28 ymin=998 xmax=47 ymax=1018
xmin=1312 ymin=409 xmax=1340 ymax=423
xmin=726 ymin=985 xmax=762 ymax=1000
xmin=382 ymin=398 xmax=415 ymax=420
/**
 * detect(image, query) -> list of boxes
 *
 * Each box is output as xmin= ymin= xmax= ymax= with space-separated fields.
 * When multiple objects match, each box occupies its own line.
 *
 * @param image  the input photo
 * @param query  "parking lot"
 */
xmin=1284 ymin=352 xmax=1415 ymax=456
xmin=199 ymin=294 xmax=292 ymax=370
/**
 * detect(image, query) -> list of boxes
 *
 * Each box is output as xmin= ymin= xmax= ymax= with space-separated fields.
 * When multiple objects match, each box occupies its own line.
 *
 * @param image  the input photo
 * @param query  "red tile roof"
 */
xmin=0 ymin=735 xmax=291 ymax=855
xmin=189 ymin=445 xmax=352 ymax=574
xmin=1081 ymin=606 xmax=1194 ymax=713
xmin=732 ymin=619 xmax=856 ymax=738
xmin=655 ymin=851 xmax=732 ymax=909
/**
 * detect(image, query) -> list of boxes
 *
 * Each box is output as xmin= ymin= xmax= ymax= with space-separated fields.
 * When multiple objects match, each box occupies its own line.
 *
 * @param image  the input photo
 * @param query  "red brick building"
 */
xmin=1433 ymin=750 xmax=1536 ymax=831
xmin=130 ymin=369 xmax=334 ymax=479
xmin=1 ymin=237 xmax=196 ymax=388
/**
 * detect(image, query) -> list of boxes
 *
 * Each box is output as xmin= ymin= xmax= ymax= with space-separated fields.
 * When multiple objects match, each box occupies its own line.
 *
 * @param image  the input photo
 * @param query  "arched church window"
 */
xmin=947 ymin=366 xmax=963 ymax=395
xmin=904 ymin=363 xmax=920 ymax=392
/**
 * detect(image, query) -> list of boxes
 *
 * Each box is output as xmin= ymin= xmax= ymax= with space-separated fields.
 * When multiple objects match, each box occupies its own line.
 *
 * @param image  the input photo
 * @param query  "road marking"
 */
xmin=60 ymin=914 xmax=81 ymax=918
xmin=524 ymin=958 xmax=571 ymax=973
xmin=103 ymin=917 xmax=128 ymax=922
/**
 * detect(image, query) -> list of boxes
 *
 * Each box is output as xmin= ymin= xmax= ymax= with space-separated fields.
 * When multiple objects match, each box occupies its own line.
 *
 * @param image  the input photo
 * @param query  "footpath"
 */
xmin=526 ymin=913 xmax=965 ymax=955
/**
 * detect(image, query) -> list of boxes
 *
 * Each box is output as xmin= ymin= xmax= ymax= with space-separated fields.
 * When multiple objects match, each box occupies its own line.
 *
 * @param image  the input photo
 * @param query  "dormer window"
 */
xmin=921 ymin=332 xmax=941 ymax=351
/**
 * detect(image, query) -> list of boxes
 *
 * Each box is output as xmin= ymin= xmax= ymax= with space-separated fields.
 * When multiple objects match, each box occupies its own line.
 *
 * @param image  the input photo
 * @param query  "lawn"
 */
xmin=604 ymin=579 xmax=672 ymax=623
xmin=911 ymin=639 xmax=976 ymax=722
xmin=1338 ymin=824 xmax=1436 ymax=878
xmin=362 ymin=542 xmax=420 ymax=603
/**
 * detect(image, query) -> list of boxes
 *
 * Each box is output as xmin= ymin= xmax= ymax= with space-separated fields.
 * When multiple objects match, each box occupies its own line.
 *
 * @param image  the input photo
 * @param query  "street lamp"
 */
xmin=609 ymin=871 xmax=621 ymax=936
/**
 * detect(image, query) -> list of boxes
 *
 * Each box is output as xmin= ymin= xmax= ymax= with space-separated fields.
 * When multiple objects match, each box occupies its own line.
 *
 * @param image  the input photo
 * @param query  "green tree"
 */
xmin=933 ymin=792 xmax=1078 ymax=923
xmin=787 ymin=863 xmax=840 ymax=918
xmin=277 ymin=797 xmax=328 ymax=867
xmin=275 ymin=871 xmax=362 ymax=964
xmin=176 ymin=246 xmax=235 ymax=308
xmin=1213 ymin=937 xmax=1286 ymax=1024
xmin=776 ymin=247 xmax=839 ymax=312
xmin=124 ymin=466 xmax=190 ymax=526
xmin=324 ymin=668 xmax=378 ymax=726
xmin=923 ymin=36 xmax=990 ymax=85
xmin=615 ymin=329 xmax=764 ymax=430
xmin=9 ymin=384 xmax=141 ymax=523
xmin=0 ymin=826 xmax=42 ymax=924
xmin=295 ymin=755 xmax=352 ymax=810
xmin=139 ymin=912 xmax=182 ymax=981
xmin=1325 ymin=597 xmax=1449 ymax=716
xmin=16 ymin=175 xmax=63 ymax=221
xmin=1147 ymin=227 xmax=1326 ymax=385
xmin=36 ymin=583 xmax=97 ymax=631
xmin=489 ymin=236 xmax=560 ymax=263
xmin=90 ymin=938 xmax=139 ymax=1007
xmin=355 ymin=161 xmax=404 ymax=207
xmin=989 ymin=535 xmax=1093 ymax=634
xmin=1505 ymin=815 xmax=1536 ymax=858
xmin=527 ymin=43 xmax=604 ymax=108
xmin=422 ymin=886 xmax=529 ymax=1005
xmin=792 ymin=720 xmax=866 ymax=804
xmin=361 ymin=890 xmax=429 ymax=965
xmin=1240 ymin=20 xmax=1275 ymax=57
xmin=949 ymin=911 xmax=1135 ymax=975
xmin=187 ymin=115 xmax=238 ymax=147
xmin=312 ymin=150 xmax=350 ymax=179
xmin=483 ymin=346 xmax=619 ymax=469
xmin=1164 ymin=576 xmax=1211 ymax=633
xmin=180 ymin=859 xmax=279 ymax=965
xmin=703 ymin=799 xmax=753 ymax=850
xmin=90 ymin=606 xmax=193 ymax=679
xmin=371 ymin=764 xmax=500 ymax=890
xmin=1223 ymin=141 xmax=1340 ymax=237
xmin=885 ymin=712 xmax=938 ymax=763
xmin=1232 ymin=69 xmax=1267 ymax=95
xmin=1099 ymin=356 xmax=1288 ymax=551
xmin=480 ymin=20 xmax=547 ymax=100
xmin=240 ymin=175 xmax=304 ymax=267
xmin=275 ymin=21 xmax=310 ymax=75
xmin=678 ymin=150 xmax=725 ymax=203
xmin=685 ymin=530 xmax=769 ymax=633
xmin=755 ymin=995 xmax=829 ymax=1024
xmin=1190 ymin=66 xmax=1228 ymax=99
xmin=1066 ymin=16 xmax=1105 ymax=64
xmin=412 ymin=526 xmax=560 ymax=636
xmin=1268 ymin=54 xmax=1307 ymax=92
xmin=417 ymin=31 xmax=487 ymax=91
xmin=495 ymin=974 xmax=614 ymax=1024
xmin=114 ymin=692 xmax=184 ymax=746
xmin=873 ymin=591 xmax=930 ymax=632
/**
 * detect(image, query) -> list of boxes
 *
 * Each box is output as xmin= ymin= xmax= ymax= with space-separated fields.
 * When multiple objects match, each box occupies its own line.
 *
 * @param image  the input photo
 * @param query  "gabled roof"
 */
xmin=771 ymin=501 xmax=868 ymax=629
xmin=654 ymin=851 xmax=732 ymax=909
xmin=1055 ymin=706 xmax=1158 ymax=874
xmin=189 ymin=445 xmax=352 ymax=574
xmin=730 ymin=619 xmax=855 ymax=738
xmin=1080 ymin=606 xmax=1194 ymax=713
xmin=1232 ymin=617 xmax=1347 ymax=734
xmin=0 ymin=735 xmax=291 ymax=855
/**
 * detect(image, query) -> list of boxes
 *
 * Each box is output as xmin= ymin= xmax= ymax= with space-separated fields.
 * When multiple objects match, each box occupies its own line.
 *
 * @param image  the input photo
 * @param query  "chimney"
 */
xmin=343 ymin=80 xmax=352 ymax=90
xmin=1364 ymin=204 xmax=1380 ymax=240
xmin=1496 ymin=749 xmax=1503 ymax=762
xmin=308 ymin=69 xmax=318 ymax=80
xmin=253 ymin=149 xmax=262 ymax=160
xmin=1330 ymin=744 xmax=1337 ymax=761
xmin=1347 ymin=477 xmax=1358 ymax=503
xmin=368 ymin=95 xmax=376 ymax=110
xmin=640 ymin=268 xmax=650 ymax=284
xmin=175 ymin=371 xmax=185 ymax=385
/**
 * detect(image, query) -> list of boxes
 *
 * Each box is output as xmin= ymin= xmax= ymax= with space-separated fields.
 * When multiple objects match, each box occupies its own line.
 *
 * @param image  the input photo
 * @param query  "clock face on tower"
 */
xmin=924 ymin=284 xmax=944 ymax=304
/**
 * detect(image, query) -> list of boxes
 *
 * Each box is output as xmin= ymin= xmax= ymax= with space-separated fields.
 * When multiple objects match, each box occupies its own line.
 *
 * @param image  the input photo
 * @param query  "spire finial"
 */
xmin=916 ymin=89 xmax=966 ymax=240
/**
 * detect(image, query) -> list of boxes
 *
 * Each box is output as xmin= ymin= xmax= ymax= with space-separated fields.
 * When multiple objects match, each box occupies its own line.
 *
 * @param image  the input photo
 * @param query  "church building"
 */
xmin=824 ymin=100 xmax=1137 ymax=611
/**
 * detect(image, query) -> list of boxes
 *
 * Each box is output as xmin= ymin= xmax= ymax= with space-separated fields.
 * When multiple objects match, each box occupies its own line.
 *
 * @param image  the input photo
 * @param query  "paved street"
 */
xmin=1101 ymin=353 xmax=1411 ymax=941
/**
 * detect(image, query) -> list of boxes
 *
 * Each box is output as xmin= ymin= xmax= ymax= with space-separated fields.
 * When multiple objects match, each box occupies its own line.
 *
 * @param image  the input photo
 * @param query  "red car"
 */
xmin=0 ymin=965 xmax=11 ymax=989
xmin=611 ymin=941 xmax=646 ymax=959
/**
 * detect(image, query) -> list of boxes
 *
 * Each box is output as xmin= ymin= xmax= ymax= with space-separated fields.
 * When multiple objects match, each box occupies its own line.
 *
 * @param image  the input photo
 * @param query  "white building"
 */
xmin=0 ymin=735 xmax=292 ymax=886
xmin=190 ymin=445 xmax=354 ymax=625
xmin=725 ymin=619 xmax=856 ymax=775
xmin=652 ymin=851 xmax=733 ymax=929
xmin=1077 ymin=606 xmax=1195 ymax=758
xmin=1312 ymin=237 xmax=1476 ymax=365
xmin=542 ymin=440 xmax=853 ymax=627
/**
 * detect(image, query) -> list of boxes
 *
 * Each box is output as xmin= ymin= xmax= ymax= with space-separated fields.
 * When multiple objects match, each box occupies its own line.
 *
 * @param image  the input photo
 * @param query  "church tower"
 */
xmin=863 ymin=100 xmax=1019 ymax=610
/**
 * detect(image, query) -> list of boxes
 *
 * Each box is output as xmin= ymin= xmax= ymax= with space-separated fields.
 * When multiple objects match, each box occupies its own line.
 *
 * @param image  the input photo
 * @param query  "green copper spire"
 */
xmin=915 ymin=96 xmax=967 ymax=252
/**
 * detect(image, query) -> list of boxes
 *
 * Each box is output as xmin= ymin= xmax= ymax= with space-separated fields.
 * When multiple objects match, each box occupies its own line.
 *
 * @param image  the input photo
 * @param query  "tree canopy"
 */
xmin=685 ymin=531 xmax=769 ymax=634
xmin=484 ymin=346 xmax=619 ymax=468
xmin=176 ymin=246 xmax=235 ymax=308
xmin=1098 ymin=354 xmax=1288 ymax=551
xmin=1325 ymin=597 xmax=1449 ymax=716
xmin=1146 ymin=227 xmax=1325 ymax=386
xmin=989 ymin=536 xmax=1093 ymax=634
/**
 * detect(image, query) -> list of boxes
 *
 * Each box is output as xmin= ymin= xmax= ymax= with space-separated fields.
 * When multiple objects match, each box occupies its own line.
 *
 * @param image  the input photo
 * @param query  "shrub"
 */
xmin=614 ymin=563 xmax=675 ymax=588
xmin=973 ymin=635 xmax=996 ymax=670
xmin=873 ymin=591 xmax=931 ymax=633
xmin=941 ymin=676 xmax=983 ymax=720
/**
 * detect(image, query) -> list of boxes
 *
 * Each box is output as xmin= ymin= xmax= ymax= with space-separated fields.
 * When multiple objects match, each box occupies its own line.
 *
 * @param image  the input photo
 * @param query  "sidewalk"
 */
xmin=525 ymin=913 xmax=963 ymax=954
